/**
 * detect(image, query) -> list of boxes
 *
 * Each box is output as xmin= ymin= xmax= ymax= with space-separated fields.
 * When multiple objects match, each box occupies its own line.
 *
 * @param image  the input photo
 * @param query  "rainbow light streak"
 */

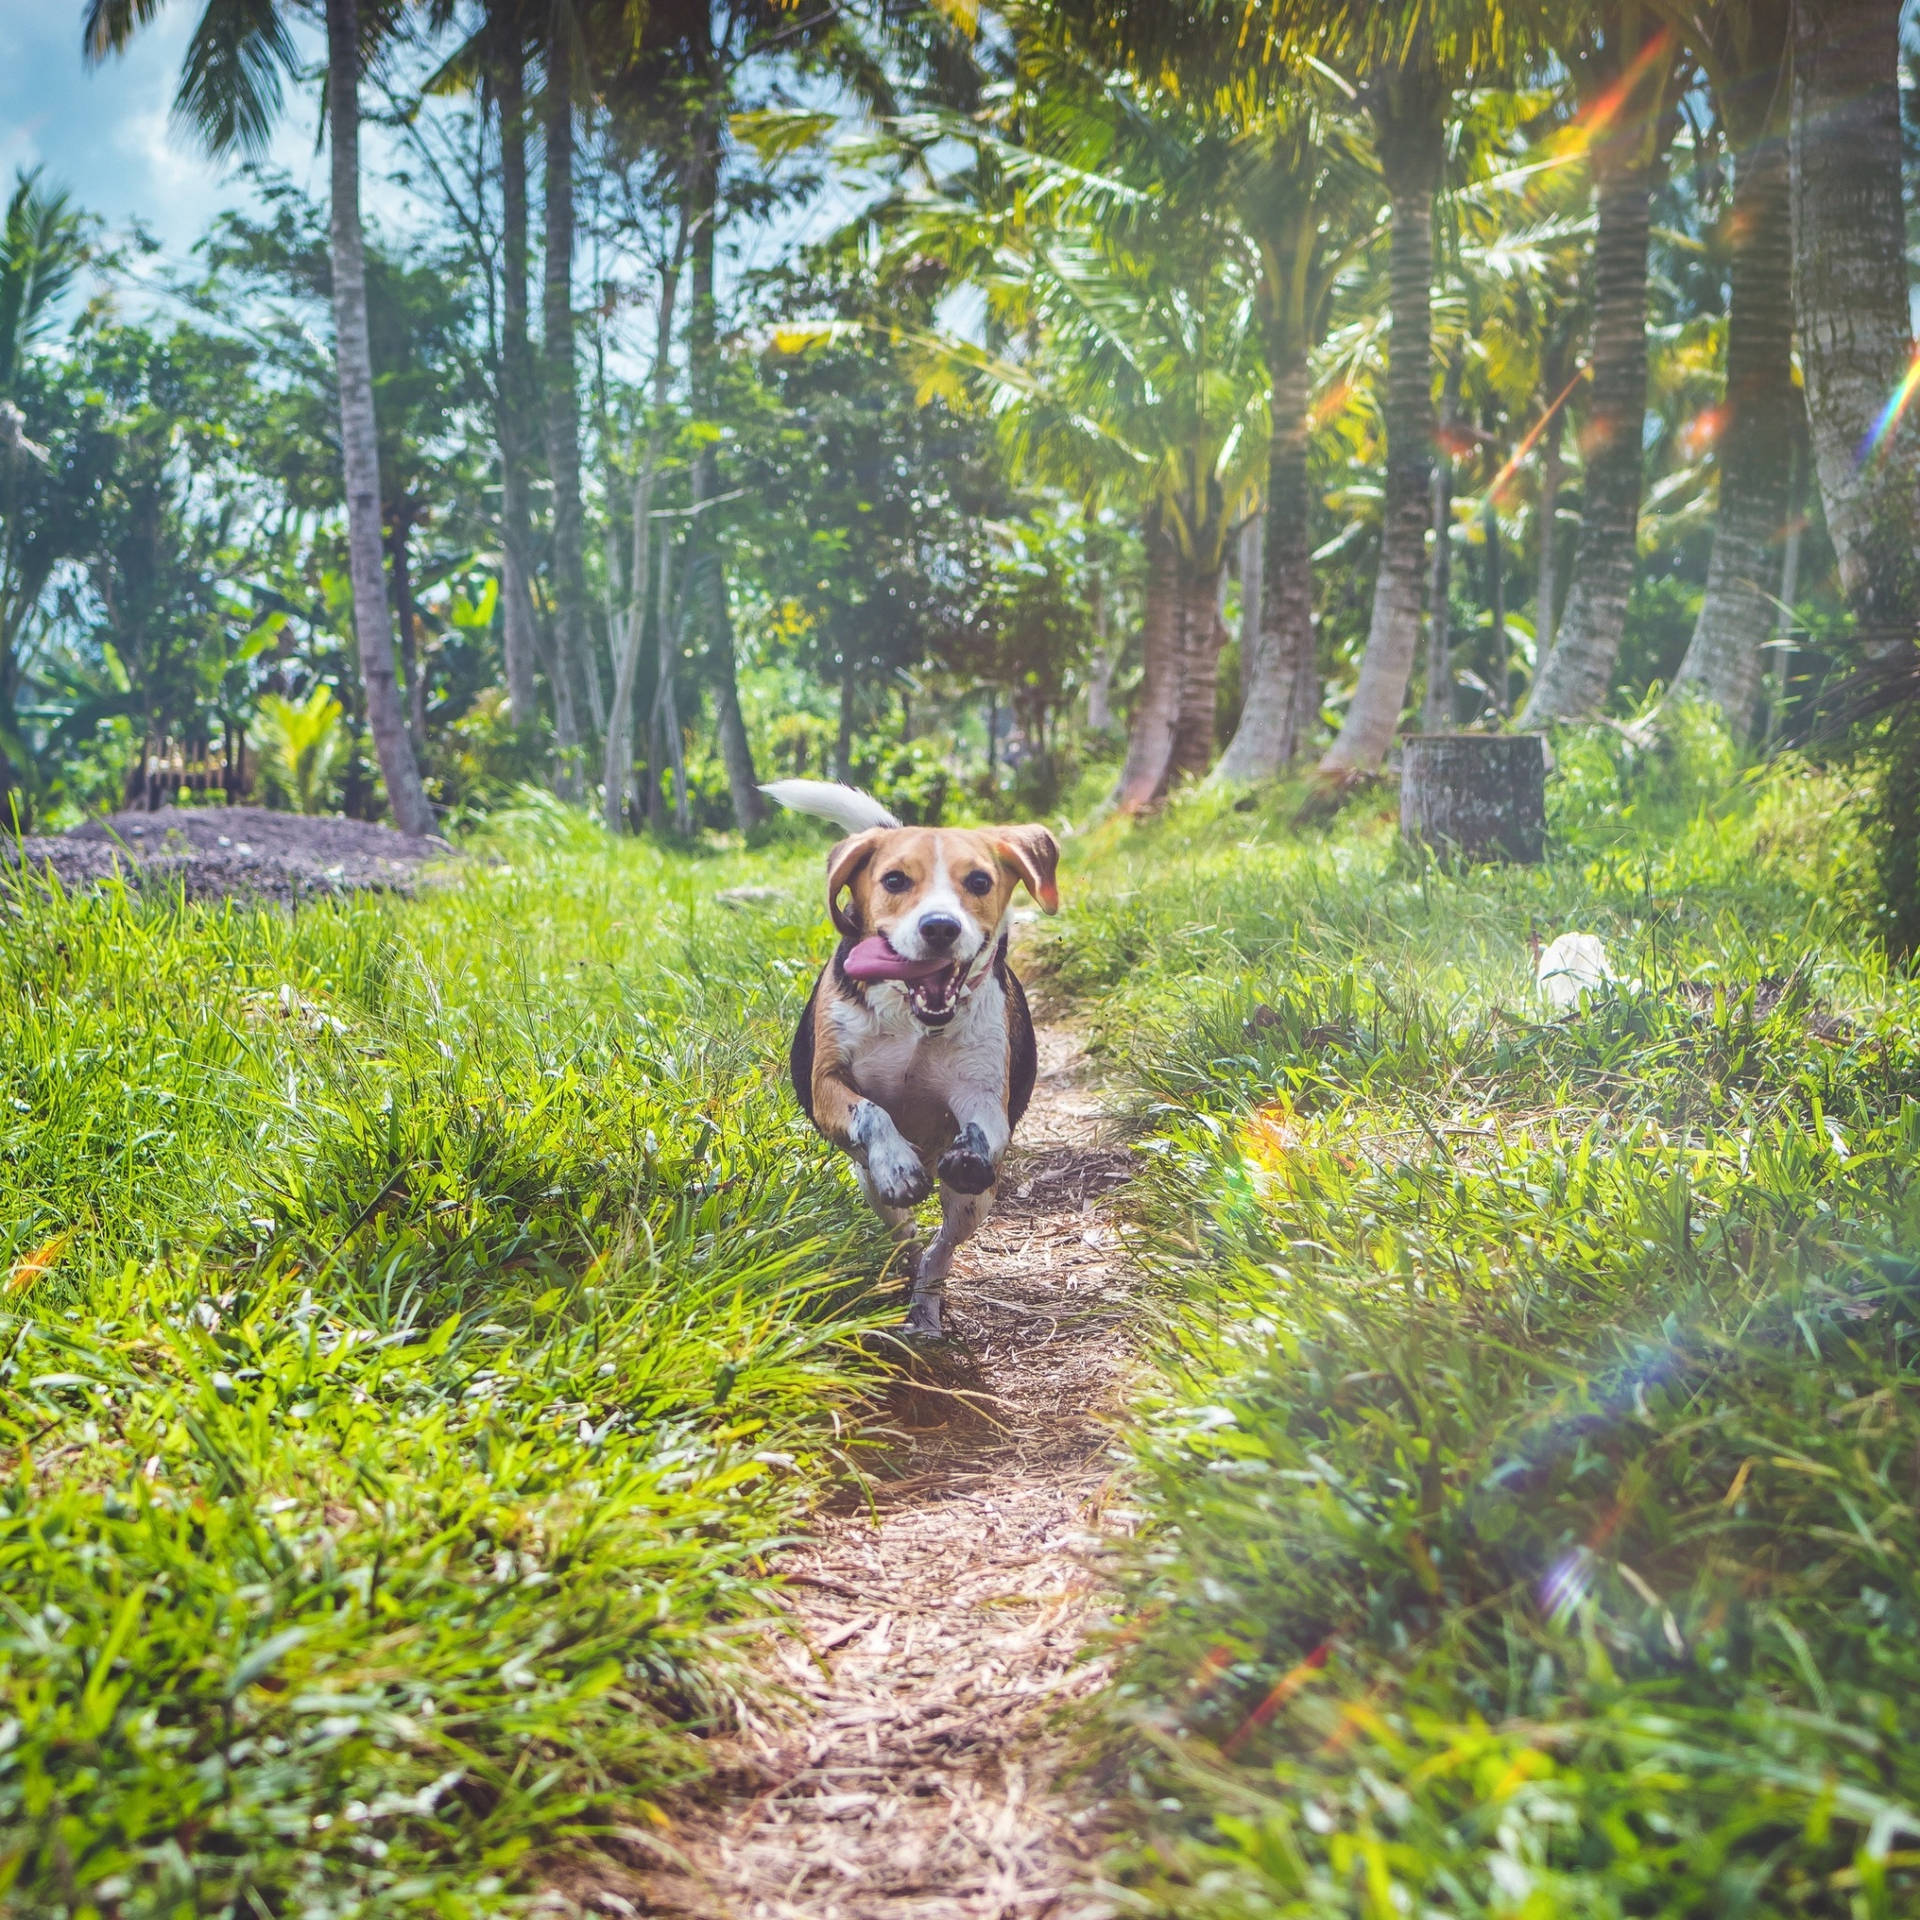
xmin=1561 ymin=29 xmax=1676 ymax=157
xmin=1484 ymin=368 xmax=1589 ymax=506
xmin=1857 ymin=349 xmax=1920 ymax=468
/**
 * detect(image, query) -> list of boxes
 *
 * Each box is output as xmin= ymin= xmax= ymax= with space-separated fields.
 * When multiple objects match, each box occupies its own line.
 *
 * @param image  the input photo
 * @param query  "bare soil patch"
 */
xmin=3 ymin=805 xmax=452 ymax=906
xmin=616 ymin=1026 xmax=1134 ymax=1920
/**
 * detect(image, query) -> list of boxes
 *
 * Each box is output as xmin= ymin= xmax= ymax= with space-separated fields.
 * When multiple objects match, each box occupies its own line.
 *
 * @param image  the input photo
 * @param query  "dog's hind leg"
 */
xmin=905 ymin=1181 xmax=994 ymax=1334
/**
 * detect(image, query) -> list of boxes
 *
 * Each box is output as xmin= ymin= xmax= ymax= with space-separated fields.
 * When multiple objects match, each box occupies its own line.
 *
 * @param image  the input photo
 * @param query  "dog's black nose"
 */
xmin=918 ymin=913 xmax=962 ymax=949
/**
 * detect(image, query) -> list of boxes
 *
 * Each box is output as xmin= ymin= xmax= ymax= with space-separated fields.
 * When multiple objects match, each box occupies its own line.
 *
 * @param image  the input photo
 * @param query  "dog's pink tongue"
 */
xmin=843 ymin=935 xmax=950 ymax=983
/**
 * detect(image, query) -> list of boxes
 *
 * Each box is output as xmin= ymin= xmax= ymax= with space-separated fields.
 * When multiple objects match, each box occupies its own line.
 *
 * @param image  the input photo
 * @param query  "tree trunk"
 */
xmin=648 ymin=529 xmax=690 ymax=834
xmin=1111 ymin=515 xmax=1184 ymax=811
xmin=388 ymin=505 xmax=426 ymax=751
xmin=1423 ymin=356 xmax=1463 ymax=733
xmin=1765 ymin=442 xmax=1805 ymax=748
xmin=1085 ymin=571 xmax=1117 ymax=733
xmin=686 ymin=120 xmax=764 ymax=832
xmin=1483 ymin=495 xmax=1507 ymax=713
xmin=1401 ymin=733 xmax=1547 ymax=863
xmin=541 ymin=18 xmax=586 ymax=798
xmin=496 ymin=39 xmax=540 ymax=729
xmin=1218 ymin=339 xmax=1317 ymax=781
xmin=326 ymin=0 xmax=432 ymax=836
xmin=1672 ymin=96 xmax=1796 ymax=730
xmin=1423 ymin=461 xmax=1454 ymax=732
xmin=1169 ymin=557 xmax=1226 ymax=781
xmin=1792 ymin=0 xmax=1920 ymax=635
xmin=1520 ymin=140 xmax=1658 ymax=724
xmin=1321 ymin=91 xmax=1444 ymax=773
xmin=603 ymin=251 xmax=680 ymax=832
xmin=1534 ymin=394 xmax=1565 ymax=680
xmin=1237 ymin=512 xmax=1263 ymax=703
xmin=602 ymin=459 xmax=657 ymax=830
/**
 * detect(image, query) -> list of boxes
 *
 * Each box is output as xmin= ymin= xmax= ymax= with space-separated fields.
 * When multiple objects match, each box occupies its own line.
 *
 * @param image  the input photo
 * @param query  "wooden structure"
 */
xmin=126 ymin=732 xmax=252 ymax=811
xmin=1400 ymin=732 xmax=1547 ymax=864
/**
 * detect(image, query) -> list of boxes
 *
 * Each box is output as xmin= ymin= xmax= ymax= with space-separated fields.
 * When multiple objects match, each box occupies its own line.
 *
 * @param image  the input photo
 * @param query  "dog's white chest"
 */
xmin=829 ymin=978 xmax=1008 ymax=1134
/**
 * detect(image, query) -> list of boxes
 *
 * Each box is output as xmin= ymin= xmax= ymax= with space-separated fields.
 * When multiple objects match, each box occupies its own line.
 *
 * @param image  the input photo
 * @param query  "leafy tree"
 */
xmin=0 ymin=169 xmax=90 ymax=822
xmin=85 ymin=0 xmax=436 ymax=834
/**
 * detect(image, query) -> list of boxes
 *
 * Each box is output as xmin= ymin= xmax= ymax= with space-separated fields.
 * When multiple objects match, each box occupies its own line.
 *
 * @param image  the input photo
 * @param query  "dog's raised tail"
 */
xmin=759 ymin=780 xmax=901 ymax=834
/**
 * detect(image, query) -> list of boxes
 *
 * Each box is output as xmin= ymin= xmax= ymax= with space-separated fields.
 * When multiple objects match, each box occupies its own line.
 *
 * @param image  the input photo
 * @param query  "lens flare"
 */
xmin=1484 ymin=368 xmax=1589 ymax=506
xmin=1858 ymin=348 xmax=1920 ymax=467
xmin=1558 ymin=29 xmax=1676 ymax=158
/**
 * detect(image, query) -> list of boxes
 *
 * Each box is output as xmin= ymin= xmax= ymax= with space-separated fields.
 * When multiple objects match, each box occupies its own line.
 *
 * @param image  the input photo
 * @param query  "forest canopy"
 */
xmin=0 ymin=0 xmax=1911 ymax=919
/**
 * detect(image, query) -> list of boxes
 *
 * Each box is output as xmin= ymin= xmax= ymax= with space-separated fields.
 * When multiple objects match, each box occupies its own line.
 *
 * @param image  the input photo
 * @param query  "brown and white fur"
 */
xmin=766 ymin=780 xmax=1059 ymax=1334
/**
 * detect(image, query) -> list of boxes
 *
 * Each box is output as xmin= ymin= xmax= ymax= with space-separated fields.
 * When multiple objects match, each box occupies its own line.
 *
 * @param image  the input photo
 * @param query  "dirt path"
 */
xmin=632 ymin=1025 xmax=1133 ymax=1920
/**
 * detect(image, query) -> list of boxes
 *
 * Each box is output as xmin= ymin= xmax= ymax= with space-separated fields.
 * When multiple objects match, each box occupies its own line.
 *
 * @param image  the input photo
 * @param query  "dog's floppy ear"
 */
xmin=994 ymin=824 xmax=1060 ymax=914
xmin=826 ymin=828 xmax=886 ymax=936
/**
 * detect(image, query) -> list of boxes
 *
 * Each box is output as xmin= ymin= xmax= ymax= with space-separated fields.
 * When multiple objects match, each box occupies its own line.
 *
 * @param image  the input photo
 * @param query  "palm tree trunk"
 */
xmin=1217 ymin=342 xmax=1314 ymax=782
xmin=496 ymin=35 xmax=540 ymax=729
xmin=1236 ymin=513 xmax=1263 ymax=703
xmin=1422 ymin=355 xmax=1463 ymax=732
xmin=1791 ymin=0 xmax=1920 ymax=634
xmin=541 ymin=17 xmax=586 ymax=799
xmin=1321 ymin=92 xmax=1444 ymax=774
xmin=326 ymin=0 xmax=431 ymax=836
xmin=1534 ymin=390 xmax=1565 ymax=676
xmin=603 ymin=260 xmax=679 ymax=833
xmin=1672 ymin=105 xmax=1796 ymax=730
xmin=1520 ymin=143 xmax=1657 ymax=725
xmin=1483 ymin=495 xmax=1507 ymax=711
xmin=1085 ymin=571 xmax=1117 ymax=733
xmin=1423 ymin=462 xmax=1454 ymax=732
xmin=685 ymin=120 xmax=764 ymax=832
xmin=1169 ymin=554 xmax=1226 ymax=780
xmin=388 ymin=504 xmax=426 ymax=750
xmin=1111 ymin=513 xmax=1183 ymax=812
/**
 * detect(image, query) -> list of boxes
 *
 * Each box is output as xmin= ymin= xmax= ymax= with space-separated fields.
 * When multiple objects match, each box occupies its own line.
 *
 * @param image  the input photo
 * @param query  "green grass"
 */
xmin=0 ymin=810 xmax=895 ymax=1915
xmin=1035 ymin=741 xmax=1920 ymax=1918
xmin=8 ymin=731 xmax=1918 ymax=1919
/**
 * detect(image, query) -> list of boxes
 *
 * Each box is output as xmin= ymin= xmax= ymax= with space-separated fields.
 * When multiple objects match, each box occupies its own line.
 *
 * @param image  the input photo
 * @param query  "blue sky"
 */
xmin=0 ymin=5 xmax=883 ymax=347
xmin=0 ymin=4 xmax=339 ymax=258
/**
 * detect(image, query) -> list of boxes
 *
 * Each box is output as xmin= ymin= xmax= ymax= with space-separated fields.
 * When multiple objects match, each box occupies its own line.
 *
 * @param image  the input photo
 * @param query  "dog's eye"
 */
xmin=879 ymin=870 xmax=913 ymax=895
xmin=963 ymin=870 xmax=994 ymax=897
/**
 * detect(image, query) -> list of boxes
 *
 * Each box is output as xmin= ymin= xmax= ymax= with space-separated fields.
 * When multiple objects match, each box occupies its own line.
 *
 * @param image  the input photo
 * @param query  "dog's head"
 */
xmin=826 ymin=824 xmax=1060 ymax=1025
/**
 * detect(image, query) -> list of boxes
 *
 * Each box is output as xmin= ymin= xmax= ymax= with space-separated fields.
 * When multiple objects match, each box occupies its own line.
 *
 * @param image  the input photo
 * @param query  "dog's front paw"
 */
xmin=867 ymin=1136 xmax=932 ymax=1209
xmin=937 ymin=1123 xmax=996 ymax=1196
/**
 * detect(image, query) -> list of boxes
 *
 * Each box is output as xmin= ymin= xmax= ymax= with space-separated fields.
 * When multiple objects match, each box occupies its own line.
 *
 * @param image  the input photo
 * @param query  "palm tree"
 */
xmin=491 ymin=1 xmax=543 ymax=731
xmin=908 ymin=71 xmax=1267 ymax=808
xmin=1212 ymin=86 xmax=1377 ymax=784
xmin=541 ymin=0 xmax=590 ymax=799
xmin=0 ymin=169 xmax=85 ymax=827
xmin=84 ymin=0 xmax=435 ymax=836
xmin=1789 ymin=0 xmax=1918 ymax=636
xmin=1665 ymin=0 xmax=1797 ymax=732
xmin=1520 ymin=6 xmax=1679 ymax=727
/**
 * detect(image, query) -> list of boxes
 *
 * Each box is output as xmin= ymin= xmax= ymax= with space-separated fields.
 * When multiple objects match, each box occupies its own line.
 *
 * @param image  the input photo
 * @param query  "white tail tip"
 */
xmin=759 ymin=780 xmax=901 ymax=834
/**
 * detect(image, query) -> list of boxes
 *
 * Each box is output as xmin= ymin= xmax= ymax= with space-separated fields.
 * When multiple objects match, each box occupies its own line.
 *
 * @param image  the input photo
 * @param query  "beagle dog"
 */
xmin=762 ymin=780 xmax=1060 ymax=1334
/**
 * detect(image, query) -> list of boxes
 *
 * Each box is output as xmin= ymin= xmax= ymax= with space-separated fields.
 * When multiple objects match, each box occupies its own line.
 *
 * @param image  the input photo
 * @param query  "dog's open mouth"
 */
xmin=908 ymin=964 xmax=963 ymax=1025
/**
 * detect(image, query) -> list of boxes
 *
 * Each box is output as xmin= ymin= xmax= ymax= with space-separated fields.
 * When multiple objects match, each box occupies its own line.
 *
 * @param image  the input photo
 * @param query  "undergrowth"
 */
xmin=1044 ymin=736 xmax=1920 ymax=1917
xmin=0 ymin=823 xmax=889 ymax=1915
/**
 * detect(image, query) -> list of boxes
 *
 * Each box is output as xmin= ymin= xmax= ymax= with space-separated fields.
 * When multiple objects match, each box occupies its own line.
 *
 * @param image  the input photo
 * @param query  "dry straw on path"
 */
xmin=606 ymin=1028 xmax=1137 ymax=1920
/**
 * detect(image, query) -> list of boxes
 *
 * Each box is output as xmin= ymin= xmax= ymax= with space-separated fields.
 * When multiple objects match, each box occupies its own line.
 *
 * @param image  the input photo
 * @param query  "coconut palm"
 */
xmin=0 ymin=169 xmax=86 ymax=826
xmin=1519 ymin=4 xmax=1680 ymax=726
xmin=906 ymin=72 xmax=1268 ymax=808
xmin=83 ymin=0 xmax=434 ymax=836
xmin=1211 ymin=84 xmax=1378 ymax=784
xmin=1662 ymin=0 xmax=1797 ymax=732
xmin=1789 ymin=0 xmax=1918 ymax=636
